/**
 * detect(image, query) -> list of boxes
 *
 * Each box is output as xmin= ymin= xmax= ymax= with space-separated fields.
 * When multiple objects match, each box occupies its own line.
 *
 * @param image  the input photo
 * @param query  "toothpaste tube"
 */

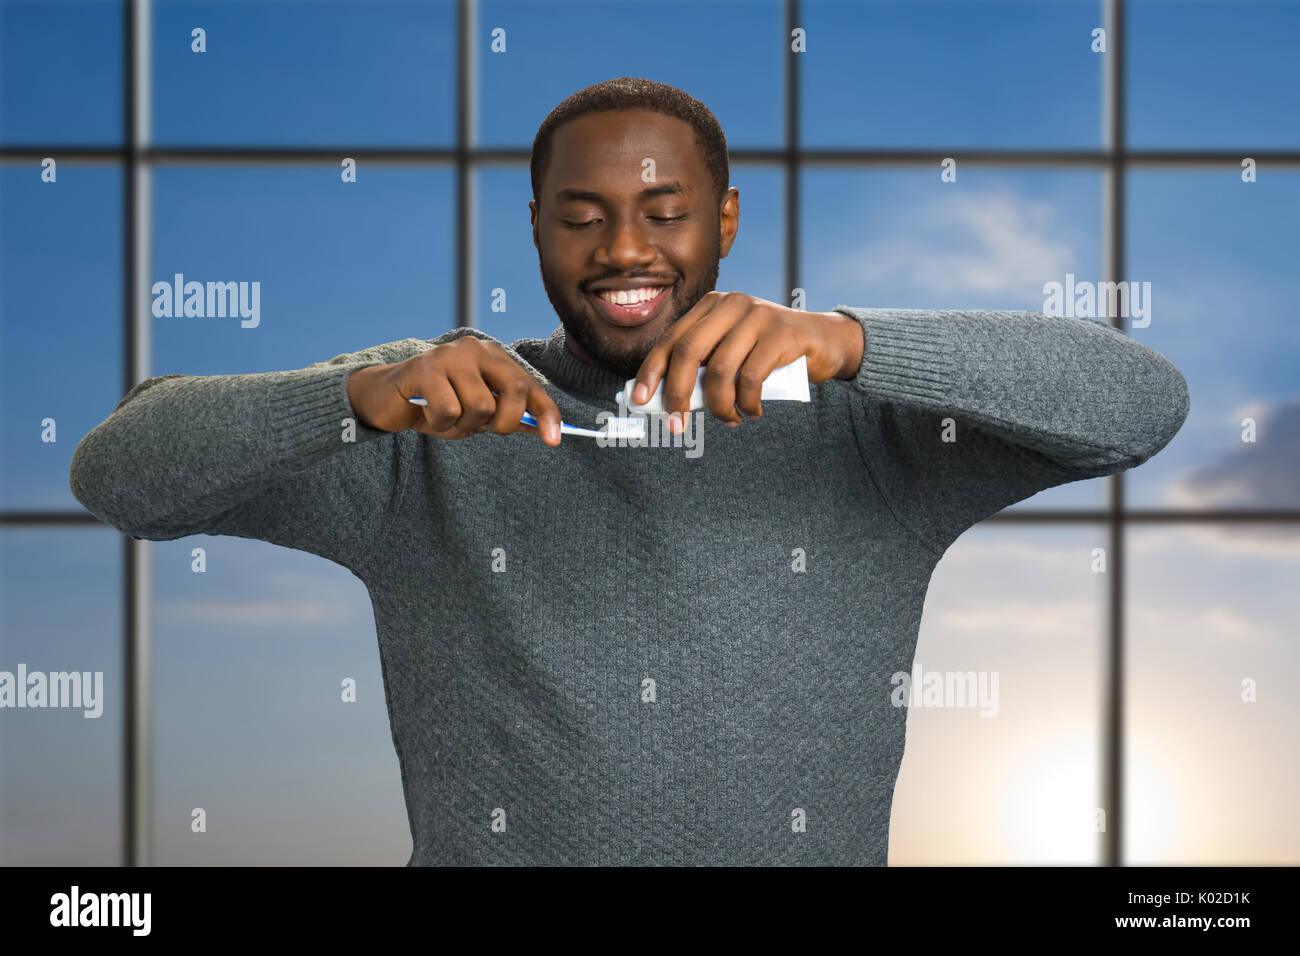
xmin=616 ymin=354 xmax=811 ymax=414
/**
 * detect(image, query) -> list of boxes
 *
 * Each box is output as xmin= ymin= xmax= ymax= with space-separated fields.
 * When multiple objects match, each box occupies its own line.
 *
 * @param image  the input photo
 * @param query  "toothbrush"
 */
xmin=407 ymin=397 xmax=645 ymax=440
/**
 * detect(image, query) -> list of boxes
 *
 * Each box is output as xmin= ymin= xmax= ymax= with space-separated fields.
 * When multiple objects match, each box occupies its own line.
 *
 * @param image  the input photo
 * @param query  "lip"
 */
xmin=586 ymin=285 xmax=673 ymax=327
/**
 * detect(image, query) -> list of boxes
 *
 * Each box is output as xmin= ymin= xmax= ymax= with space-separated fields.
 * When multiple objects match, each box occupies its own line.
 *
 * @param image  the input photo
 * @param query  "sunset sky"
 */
xmin=2 ymin=0 xmax=1296 ymax=865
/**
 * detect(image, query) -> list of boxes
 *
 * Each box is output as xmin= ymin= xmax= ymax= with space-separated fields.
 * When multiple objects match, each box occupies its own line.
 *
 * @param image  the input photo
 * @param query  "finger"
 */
xmin=631 ymin=291 xmax=724 ymax=406
xmin=479 ymin=367 xmax=534 ymax=437
xmin=416 ymin=373 xmax=464 ymax=435
xmin=445 ymin=365 xmax=498 ymax=435
xmin=661 ymin=293 xmax=747 ymax=424
xmin=522 ymin=383 xmax=563 ymax=445
xmin=701 ymin=322 xmax=760 ymax=426
xmin=733 ymin=337 xmax=793 ymax=420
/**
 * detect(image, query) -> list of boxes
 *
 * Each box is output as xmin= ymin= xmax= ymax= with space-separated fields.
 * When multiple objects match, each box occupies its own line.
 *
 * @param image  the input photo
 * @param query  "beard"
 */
xmin=538 ymin=231 xmax=721 ymax=381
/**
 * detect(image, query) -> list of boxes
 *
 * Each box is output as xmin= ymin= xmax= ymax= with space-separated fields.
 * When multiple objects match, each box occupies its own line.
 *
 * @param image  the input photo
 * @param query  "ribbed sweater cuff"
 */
xmin=831 ymin=306 xmax=956 ymax=404
xmin=267 ymin=360 xmax=392 ymax=469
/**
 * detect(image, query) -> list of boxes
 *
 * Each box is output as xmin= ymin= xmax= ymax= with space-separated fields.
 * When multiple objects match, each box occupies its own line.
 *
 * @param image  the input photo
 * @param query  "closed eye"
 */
xmin=560 ymin=215 xmax=686 ymax=228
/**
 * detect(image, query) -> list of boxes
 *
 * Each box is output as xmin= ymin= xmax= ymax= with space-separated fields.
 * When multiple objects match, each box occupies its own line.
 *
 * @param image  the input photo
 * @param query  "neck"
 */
xmin=565 ymin=336 xmax=596 ymax=367
xmin=533 ymin=325 xmax=630 ymax=400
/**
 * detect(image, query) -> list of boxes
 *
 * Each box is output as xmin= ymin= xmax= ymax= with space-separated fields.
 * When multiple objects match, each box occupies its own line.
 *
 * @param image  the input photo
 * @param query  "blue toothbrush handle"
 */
xmin=523 ymin=410 xmax=577 ymax=435
xmin=407 ymin=397 xmax=643 ymax=440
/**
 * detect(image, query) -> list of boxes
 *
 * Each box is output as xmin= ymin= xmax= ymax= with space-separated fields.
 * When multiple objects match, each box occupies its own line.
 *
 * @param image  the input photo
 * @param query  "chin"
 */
xmin=593 ymin=339 xmax=654 ymax=379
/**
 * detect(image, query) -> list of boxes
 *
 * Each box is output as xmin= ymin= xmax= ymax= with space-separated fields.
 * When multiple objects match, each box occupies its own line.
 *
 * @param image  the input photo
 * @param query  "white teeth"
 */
xmin=596 ymin=287 xmax=665 ymax=305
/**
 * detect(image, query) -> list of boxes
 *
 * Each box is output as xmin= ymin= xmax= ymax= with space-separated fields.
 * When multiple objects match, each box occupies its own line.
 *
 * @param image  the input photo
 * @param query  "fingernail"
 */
xmin=725 ymin=421 xmax=740 ymax=429
xmin=668 ymin=411 xmax=682 ymax=434
xmin=548 ymin=423 xmax=559 ymax=443
xmin=633 ymin=382 xmax=648 ymax=404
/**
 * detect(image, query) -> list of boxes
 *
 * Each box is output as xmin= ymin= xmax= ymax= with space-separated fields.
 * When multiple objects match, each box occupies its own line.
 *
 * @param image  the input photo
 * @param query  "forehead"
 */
xmin=545 ymin=109 xmax=709 ymax=197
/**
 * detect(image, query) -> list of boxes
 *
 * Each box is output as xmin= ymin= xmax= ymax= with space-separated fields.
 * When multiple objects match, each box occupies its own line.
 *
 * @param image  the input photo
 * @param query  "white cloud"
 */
xmin=1202 ymin=607 xmax=1254 ymax=640
xmin=825 ymin=190 xmax=1076 ymax=298
xmin=1131 ymin=521 xmax=1300 ymax=559
xmin=1165 ymin=396 xmax=1300 ymax=521
xmin=936 ymin=600 xmax=1098 ymax=639
xmin=1128 ymin=604 xmax=1287 ymax=654
xmin=932 ymin=530 xmax=1297 ymax=654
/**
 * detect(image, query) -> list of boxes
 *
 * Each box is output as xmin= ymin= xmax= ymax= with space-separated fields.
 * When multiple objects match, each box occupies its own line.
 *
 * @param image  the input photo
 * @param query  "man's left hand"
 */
xmin=631 ymin=292 xmax=865 ymax=431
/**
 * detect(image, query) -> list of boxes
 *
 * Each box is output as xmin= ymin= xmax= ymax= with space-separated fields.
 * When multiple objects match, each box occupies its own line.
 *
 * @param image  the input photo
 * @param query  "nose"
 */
xmin=593 ymin=214 xmax=658 ymax=270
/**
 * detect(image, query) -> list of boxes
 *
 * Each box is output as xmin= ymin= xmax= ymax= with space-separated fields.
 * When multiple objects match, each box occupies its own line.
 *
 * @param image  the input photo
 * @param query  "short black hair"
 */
xmin=530 ymin=76 xmax=730 ymax=210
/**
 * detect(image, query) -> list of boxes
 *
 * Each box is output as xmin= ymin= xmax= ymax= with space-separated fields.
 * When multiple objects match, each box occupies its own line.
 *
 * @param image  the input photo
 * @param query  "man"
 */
xmin=70 ymin=77 xmax=1189 ymax=865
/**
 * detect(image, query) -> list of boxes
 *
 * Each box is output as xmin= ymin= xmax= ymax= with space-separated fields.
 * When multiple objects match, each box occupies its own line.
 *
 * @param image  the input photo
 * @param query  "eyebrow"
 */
xmin=554 ymin=181 xmax=689 ymax=203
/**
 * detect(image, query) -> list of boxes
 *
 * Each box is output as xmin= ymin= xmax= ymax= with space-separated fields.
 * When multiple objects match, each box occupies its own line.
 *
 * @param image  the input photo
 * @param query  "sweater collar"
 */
xmin=530 ymin=324 xmax=629 ymax=401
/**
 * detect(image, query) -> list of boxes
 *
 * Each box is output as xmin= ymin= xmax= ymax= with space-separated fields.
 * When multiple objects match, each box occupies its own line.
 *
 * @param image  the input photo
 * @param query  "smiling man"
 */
xmin=533 ymin=107 xmax=720 ymax=377
xmin=527 ymin=85 xmax=863 ymax=434
xmin=69 ymin=77 xmax=1189 ymax=866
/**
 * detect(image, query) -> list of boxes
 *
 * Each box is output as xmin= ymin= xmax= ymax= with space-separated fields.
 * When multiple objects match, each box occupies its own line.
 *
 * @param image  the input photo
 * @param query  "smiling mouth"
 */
xmin=585 ymin=285 xmax=673 ymax=327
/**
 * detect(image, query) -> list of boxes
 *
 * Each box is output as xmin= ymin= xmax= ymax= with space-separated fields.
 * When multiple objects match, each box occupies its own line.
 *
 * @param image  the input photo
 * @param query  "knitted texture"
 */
xmin=69 ymin=306 xmax=1189 ymax=865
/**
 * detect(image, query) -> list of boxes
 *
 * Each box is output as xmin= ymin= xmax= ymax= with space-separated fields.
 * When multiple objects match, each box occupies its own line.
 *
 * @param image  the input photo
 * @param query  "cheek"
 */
xmin=540 ymin=244 xmax=584 ymax=284
xmin=668 ymin=226 xmax=715 ymax=266
xmin=539 ymin=224 xmax=585 ymax=256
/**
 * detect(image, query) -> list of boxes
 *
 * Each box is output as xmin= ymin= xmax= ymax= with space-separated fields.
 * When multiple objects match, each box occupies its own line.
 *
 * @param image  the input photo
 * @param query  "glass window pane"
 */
xmin=1125 ymin=170 xmax=1299 ymax=510
xmin=473 ymin=165 xmax=554 ymax=342
xmin=476 ymin=0 xmax=783 ymax=149
xmin=0 ymin=165 xmax=123 ymax=511
xmin=1128 ymin=0 xmax=1300 ymax=149
xmin=152 ymin=0 xmax=455 ymax=147
xmin=0 ymin=0 xmax=123 ymax=147
xmin=0 ymin=528 xmax=123 ymax=865
xmin=890 ymin=524 xmax=1105 ymax=864
xmin=713 ymin=164 xmax=785 ymax=304
xmin=151 ymin=537 xmax=409 ymax=864
xmin=802 ymin=0 xmax=1101 ymax=148
xmin=801 ymin=166 xmax=1107 ymax=509
xmin=151 ymin=164 xmax=454 ymax=375
xmin=474 ymin=163 xmax=783 ymax=343
xmin=1125 ymin=524 xmax=1300 ymax=863
xmin=143 ymin=165 xmax=452 ymax=862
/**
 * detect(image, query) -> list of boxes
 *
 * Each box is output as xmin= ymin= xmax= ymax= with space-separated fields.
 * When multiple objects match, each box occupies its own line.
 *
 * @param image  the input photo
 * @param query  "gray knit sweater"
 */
xmin=68 ymin=306 xmax=1189 ymax=865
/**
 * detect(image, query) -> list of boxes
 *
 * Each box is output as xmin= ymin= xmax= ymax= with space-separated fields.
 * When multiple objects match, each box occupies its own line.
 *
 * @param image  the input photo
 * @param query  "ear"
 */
xmin=529 ymin=199 xmax=539 ymax=250
xmin=717 ymin=187 xmax=740 ymax=259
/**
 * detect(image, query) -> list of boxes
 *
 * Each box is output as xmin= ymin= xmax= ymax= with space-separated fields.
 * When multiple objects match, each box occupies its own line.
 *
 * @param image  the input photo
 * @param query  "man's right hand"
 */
xmin=346 ymin=337 xmax=563 ymax=445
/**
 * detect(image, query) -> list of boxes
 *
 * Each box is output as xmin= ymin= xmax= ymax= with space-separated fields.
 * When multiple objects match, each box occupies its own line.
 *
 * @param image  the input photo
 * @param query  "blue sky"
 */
xmin=2 ymin=0 xmax=1298 ymax=865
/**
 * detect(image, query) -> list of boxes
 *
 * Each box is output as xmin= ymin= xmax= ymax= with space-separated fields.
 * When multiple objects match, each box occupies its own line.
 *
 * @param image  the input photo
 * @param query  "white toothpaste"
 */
xmin=616 ymin=355 xmax=811 ymax=414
